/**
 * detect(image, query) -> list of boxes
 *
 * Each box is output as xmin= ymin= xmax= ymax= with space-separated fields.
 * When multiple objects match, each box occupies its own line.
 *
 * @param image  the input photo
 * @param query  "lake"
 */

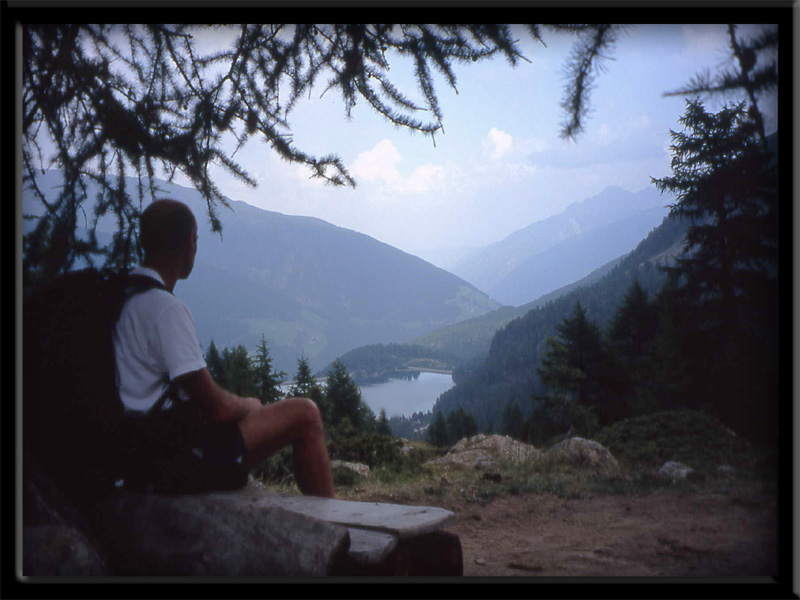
xmin=358 ymin=371 xmax=454 ymax=419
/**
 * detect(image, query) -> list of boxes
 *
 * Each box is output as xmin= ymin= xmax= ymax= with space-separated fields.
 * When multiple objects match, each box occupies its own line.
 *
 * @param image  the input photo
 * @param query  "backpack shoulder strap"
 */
xmin=106 ymin=271 xmax=171 ymax=322
xmin=123 ymin=273 xmax=170 ymax=297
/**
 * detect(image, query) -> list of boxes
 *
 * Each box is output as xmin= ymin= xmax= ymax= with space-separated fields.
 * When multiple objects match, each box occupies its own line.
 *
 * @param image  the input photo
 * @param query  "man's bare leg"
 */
xmin=237 ymin=397 xmax=335 ymax=498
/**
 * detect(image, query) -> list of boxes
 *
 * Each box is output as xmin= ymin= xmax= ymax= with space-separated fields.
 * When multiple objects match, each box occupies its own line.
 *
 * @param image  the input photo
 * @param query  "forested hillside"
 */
xmin=434 ymin=120 xmax=779 ymax=447
xmin=432 ymin=213 xmax=691 ymax=432
xmin=408 ymin=251 xmax=626 ymax=366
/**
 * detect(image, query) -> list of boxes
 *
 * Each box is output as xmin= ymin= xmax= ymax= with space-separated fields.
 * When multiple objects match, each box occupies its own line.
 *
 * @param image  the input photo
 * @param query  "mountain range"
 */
xmin=22 ymin=172 xmax=499 ymax=375
xmin=427 ymin=212 xmax=692 ymax=432
xmin=446 ymin=185 xmax=671 ymax=306
xmin=23 ymin=172 xmax=675 ymax=378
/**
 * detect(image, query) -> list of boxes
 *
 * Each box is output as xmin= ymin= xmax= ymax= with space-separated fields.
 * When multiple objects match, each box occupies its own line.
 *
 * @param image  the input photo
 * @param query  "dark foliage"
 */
xmin=23 ymin=23 xmax=617 ymax=286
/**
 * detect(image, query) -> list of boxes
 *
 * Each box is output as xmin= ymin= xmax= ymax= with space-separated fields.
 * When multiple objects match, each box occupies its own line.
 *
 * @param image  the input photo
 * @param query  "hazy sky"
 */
xmin=166 ymin=24 xmax=779 ymax=266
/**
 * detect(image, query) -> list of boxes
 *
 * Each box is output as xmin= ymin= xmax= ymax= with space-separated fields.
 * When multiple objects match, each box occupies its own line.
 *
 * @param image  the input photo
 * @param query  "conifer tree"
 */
xmin=446 ymin=407 xmax=478 ymax=444
xmin=427 ymin=411 xmax=449 ymax=448
xmin=22 ymin=23 xmax=621 ymax=284
xmin=376 ymin=409 xmax=392 ymax=437
xmin=537 ymin=302 xmax=617 ymax=434
xmin=289 ymin=354 xmax=323 ymax=399
xmin=652 ymin=96 xmax=778 ymax=442
xmin=204 ymin=340 xmax=226 ymax=389
xmin=606 ymin=280 xmax=659 ymax=417
xmin=501 ymin=402 xmax=525 ymax=441
xmin=221 ymin=345 xmax=256 ymax=398
xmin=252 ymin=335 xmax=286 ymax=405
xmin=325 ymin=359 xmax=364 ymax=428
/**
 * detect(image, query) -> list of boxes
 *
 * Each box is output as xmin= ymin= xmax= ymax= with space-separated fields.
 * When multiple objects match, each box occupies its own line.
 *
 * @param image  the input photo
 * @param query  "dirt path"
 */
xmin=438 ymin=490 xmax=778 ymax=577
xmin=357 ymin=486 xmax=778 ymax=577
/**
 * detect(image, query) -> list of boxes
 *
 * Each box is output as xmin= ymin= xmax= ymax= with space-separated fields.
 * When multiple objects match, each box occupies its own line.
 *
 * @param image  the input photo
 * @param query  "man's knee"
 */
xmin=285 ymin=397 xmax=324 ymax=430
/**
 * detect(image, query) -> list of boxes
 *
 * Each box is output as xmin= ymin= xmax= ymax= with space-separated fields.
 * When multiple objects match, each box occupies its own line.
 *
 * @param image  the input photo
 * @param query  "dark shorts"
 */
xmin=193 ymin=421 xmax=247 ymax=469
xmin=121 ymin=415 xmax=249 ymax=494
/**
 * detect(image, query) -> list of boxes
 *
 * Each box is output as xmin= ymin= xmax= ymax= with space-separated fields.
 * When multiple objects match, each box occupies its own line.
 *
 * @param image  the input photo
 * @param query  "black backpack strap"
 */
xmin=123 ymin=273 xmax=170 ymax=298
xmin=118 ymin=275 xmax=197 ymax=418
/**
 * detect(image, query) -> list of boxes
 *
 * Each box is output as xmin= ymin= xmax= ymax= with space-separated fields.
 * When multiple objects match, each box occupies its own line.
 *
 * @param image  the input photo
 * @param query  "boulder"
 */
xmin=542 ymin=437 xmax=619 ymax=472
xmin=93 ymin=491 xmax=349 ymax=576
xmin=658 ymin=461 xmax=694 ymax=481
xmin=22 ymin=525 xmax=107 ymax=576
xmin=22 ymin=460 xmax=109 ymax=576
xmin=426 ymin=434 xmax=541 ymax=469
xmin=332 ymin=460 xmax=371 ymax=478
xmin=22 ymin=462 xmax=349 ymax=577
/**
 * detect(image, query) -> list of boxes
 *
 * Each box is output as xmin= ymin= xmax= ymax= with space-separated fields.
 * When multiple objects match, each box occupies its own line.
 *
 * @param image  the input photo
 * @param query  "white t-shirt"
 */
xmin=113 ymin=266 xmax=206 ymax=413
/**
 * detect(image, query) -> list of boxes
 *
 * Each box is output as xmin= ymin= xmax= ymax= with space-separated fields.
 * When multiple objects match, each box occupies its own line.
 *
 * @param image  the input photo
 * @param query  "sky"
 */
xmin=89 ymin=24 xmax=784 ymax=268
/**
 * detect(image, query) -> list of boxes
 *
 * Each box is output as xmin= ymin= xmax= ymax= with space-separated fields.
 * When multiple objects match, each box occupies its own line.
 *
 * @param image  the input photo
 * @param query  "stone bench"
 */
xmin=229 ymin=489 xmax=462 ymax=575
xmin=23 ymin=467 xmax=462 ymax=577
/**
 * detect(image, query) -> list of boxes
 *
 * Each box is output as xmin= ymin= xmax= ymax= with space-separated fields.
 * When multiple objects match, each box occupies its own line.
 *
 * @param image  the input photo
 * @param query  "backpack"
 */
xmin=23 ymin=268 xmax=171 ymax=500
xmin=24 ymin=267 xmax=249 ymax=502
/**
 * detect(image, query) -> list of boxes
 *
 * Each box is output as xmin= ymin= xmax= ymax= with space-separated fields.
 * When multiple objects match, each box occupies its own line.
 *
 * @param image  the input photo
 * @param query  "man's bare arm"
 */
xmin=175 ymin=368 xmax=261 ymax=423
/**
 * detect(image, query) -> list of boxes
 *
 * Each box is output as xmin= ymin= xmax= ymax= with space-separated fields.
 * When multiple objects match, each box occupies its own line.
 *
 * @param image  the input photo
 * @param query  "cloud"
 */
xmin=395 ymin=163 xmax=446 ymax=194
xmin=351 ymin=139 xmax=402 ymax=184
xmin=350 ymin=139 xmax=447 ymax=195
xmin=483 ymin=128 xmax=514 ymax=160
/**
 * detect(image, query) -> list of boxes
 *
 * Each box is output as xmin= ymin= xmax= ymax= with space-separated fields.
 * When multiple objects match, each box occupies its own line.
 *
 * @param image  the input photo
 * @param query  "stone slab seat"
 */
xmin=90 ymin=488 xmax=462 ymax=577
xmin=230 ymin=488 xmax=454 ymax=539
xmin=217 ymin=488 xmax=462 ymax=575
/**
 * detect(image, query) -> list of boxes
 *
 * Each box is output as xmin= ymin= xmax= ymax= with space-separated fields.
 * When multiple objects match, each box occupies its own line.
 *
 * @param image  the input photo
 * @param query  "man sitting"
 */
xmin=114 ymin=198 xmax=334 ymax=497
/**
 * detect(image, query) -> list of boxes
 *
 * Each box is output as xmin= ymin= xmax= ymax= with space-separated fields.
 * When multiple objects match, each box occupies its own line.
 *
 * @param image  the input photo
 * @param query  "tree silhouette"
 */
xmin=325 ymin=358 xmax=364 ymax=428
xmin=652 ymin=96 xmax=778 ymax=442
xmin=252 ymin=335 xmax=286 ymax=405
xmin=22 ymin=23 xmax=621 ymax=283
xmin=537 ymin=302 xmax=618 ymax=434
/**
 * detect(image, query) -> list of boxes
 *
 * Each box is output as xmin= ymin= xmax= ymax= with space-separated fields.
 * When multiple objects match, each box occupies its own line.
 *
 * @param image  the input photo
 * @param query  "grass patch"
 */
xmin=252 ymin=411 xmax=777 ymax=504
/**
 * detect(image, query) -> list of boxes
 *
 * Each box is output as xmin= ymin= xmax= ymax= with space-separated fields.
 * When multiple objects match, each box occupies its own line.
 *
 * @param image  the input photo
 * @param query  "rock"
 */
xmin=246 ymin=474 xmax=266 ymax=490
xmin=23 ymin=525 xmax=107 ymax=576
xmin=543 ymin=437 xmax=619 ymax=472
xmin=399 ymin=439 xmax=416 ymax=454
xmin=332 ymin=460 xmax=371 ymax=478
xmin=658 ymin=461 xmax=694 ymax=481
xmin=22 ymin=460 xmax=348 ymax=577
xmin=22 ymin=460 xmax=109 ymax=576
xmin=94 ymin=491 xmax=350 ymax=576
xmin=426 ymin=434 xmax=541 ymax=470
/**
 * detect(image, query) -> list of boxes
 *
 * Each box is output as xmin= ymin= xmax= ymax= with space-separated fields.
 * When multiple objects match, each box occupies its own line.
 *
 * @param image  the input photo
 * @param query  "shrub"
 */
xmin=331 ymin=465 xmax=362 ymax=487
xmin=595 ymin=409 xmax=753 ymax=472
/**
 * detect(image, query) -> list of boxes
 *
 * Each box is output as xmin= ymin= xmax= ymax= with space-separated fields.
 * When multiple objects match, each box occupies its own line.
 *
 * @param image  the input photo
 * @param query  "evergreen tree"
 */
xmin=537 ymin=302 xmax=616 ymax=435
xmin=606 ymin=280 xmax=659 ymax=417
xmin=427 ymin=411 xmax=449 ymax=448
xmin=325 ymin=359 xmax=364 ymax=428
xmin=644 ymin=276 xmax=695 ymax=413
xmin=289 ymin=354 xmax=326 ymax=415
xmin=501 ymin=402 xmax=525 ymax=441
xmin=652 ymin=98 xmax=778 ymax=442
xmin=446 ymin=408 xmax=478 ymax=444
xmin=252 ymin=335 xmax=286 ymax=405
xmin=377 ymin=409 xmax=392 ymax=437
xmin=664 ymin=24 xmax=777 ymax=151
xmin=222 ymin=345 xmax=256 ymax=398
xmin=204 ymin=340 xmax=226 ymax=389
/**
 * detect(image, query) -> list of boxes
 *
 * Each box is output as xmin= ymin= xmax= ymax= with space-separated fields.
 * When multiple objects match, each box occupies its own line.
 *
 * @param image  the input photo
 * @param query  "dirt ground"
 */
xmin=450 ymin=492 xmax=777 ymax=577
xmin=360 ymin=486 xmax=779 ymax=577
